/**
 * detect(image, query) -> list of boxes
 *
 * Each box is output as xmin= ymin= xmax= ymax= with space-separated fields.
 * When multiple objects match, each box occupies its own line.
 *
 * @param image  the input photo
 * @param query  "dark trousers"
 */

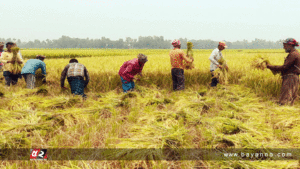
xmin=3 ymin=71 xmax=19 ymax=86
xmin=171 ymin=68 xmax=185 ymax=91
xmin=210 ymin=70 xmax=219 ymax=87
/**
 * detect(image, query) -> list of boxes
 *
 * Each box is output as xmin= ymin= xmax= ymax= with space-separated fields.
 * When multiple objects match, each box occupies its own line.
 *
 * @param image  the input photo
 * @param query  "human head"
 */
xmin=283 ymin=38 xmax=298 ymax=53
xmin=218 ymin=41 xmax=227 ymax=51
xmin=172 ymin=39 xmax=181 ymax=49
xmin=69 ymin=58 xmax=78 ymax=63
xmin=137 ymin=53 xmax=148 ymax=64
xmin=6 ymin=42 xmax=14 ymax=50
xmin=0 ymin=42 xmax=4 ymax=51
xmin=36 ymin=55 xmax=46 ymax=61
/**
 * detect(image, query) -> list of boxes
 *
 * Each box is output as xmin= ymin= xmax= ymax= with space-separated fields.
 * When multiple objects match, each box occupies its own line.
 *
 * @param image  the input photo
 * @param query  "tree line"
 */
xmin=0 ymin=36 xmax=284 ymax=49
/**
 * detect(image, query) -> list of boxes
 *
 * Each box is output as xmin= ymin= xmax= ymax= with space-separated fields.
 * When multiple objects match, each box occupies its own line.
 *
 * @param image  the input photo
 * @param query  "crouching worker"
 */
xmin=21 ymin=55 xmax=46 ymax=89
xmin=119 ymin=53 xmax=148 ymax=93
xmin=61 ymin=59 xmax=90 ymax=98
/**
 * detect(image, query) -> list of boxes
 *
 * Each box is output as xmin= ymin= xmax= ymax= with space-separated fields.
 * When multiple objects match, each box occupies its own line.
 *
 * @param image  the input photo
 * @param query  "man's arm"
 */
xmin=182 ymin=51 xmax=193 ymax=63
xmin=209 ymin=50 xmax=219 ymax=66
xmin=41 ymin=62 xmax=47 ymax=75
xmin=60 ymin=65 xmax=69 ymax=88
xmin=84 ymin=67 xmax=90 ymax=87
xmin=267 ymin=55 xmax=296 ymax=71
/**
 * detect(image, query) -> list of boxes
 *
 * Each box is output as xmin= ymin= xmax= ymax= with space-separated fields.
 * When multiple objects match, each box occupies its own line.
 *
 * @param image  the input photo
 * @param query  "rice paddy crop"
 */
xmin=0 ymin=49 xmax=300 ymax=168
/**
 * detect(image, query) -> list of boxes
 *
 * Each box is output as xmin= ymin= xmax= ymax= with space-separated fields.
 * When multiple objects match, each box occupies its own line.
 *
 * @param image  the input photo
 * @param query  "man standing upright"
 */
xmin=169 ymin=39 xmax=193 ymax=91
xmin=209 ymin=41 xmax=228 ymax=87
xmin=0 ymin=42 xmax=4 ymax=70
xmin=267 ymin=38 xmax=300 ymax=106
xmin=21 ymin=55 xmax=46 ymax=89
xmin=0 ymin=42 xmax=23 ymax=86
xmin=119 ymin=53 xmax=148 ymax=93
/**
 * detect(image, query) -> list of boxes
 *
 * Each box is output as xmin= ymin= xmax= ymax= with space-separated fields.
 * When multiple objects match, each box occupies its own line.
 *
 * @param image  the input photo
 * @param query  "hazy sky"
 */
xmin=1 ymin=0 xmax=300 ymax=42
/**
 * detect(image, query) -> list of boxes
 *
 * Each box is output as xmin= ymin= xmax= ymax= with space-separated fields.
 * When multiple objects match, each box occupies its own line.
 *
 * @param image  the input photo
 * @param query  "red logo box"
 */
xmin=30 ymin=149 xmax=47 ymax=160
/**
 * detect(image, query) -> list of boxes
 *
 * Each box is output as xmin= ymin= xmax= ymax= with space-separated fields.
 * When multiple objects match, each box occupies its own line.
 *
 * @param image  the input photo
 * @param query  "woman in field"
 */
xmin=0 ymin=42 xmax=23 ymax=86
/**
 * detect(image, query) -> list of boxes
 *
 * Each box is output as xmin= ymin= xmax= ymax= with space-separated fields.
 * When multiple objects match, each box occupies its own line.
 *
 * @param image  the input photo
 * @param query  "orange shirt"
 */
xmin=169 ymin=48 xmax=192 ymax=69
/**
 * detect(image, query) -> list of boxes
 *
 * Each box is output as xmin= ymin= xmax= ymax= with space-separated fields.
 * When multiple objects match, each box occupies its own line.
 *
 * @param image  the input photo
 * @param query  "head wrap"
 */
xmin=219 ymin=41 xmax=228 ymax=48
xmin=137 ymin=53 xmax=148 ymax=63
xmin=283 ymin=38 xmax=299 ymax=46
xmin=172 ymin=39 xmax=181 ymax=47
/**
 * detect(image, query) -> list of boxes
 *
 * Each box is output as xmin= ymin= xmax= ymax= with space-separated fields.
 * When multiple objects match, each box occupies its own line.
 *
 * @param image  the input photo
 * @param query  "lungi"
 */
xmin=120 ymin=76 xmax=135 ymax=93
xmin=67 ymin=76 xmax=86 ymax=97
xmin=3 ymin=71 xmax=19 ymax=86
xmin=279 ymin=74 xmax=299 ymax=105
xmin=171 ymin=68 xmax=185 ymax=91
xmin=23 ymin=73 xmax=36 ymax=89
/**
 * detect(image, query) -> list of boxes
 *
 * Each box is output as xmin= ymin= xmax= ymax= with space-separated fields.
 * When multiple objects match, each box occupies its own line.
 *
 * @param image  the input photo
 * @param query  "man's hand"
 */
xmin=218 ymin=65 xmax=223 ymax=69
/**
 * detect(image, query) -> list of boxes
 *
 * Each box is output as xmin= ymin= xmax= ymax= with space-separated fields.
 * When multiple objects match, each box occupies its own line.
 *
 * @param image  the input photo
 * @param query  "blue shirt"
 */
xmin=21 ymin=59 xmax=46 ymax=75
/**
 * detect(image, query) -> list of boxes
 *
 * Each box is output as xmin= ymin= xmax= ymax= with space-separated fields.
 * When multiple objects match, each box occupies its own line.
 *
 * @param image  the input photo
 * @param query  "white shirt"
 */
xmin=209 ymin=48 xmax=223 ymax=71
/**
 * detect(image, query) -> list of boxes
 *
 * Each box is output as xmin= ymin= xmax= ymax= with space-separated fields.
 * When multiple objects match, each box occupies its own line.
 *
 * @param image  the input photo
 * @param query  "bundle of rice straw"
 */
xmin=212 ymin=57 xmax=228 ymax=85
xmin=11 ymin=47 xmax=23 ymax=74
xmin=184 ymin=42 xmax=195 ymax=70
xmin=251 ymin=55 xmax=280 ymax=75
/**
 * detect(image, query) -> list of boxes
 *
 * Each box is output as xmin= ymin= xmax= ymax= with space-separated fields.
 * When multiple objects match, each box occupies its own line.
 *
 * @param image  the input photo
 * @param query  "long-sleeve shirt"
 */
xmin=119 ymin=58 xmax=144 ymax=81
xmin=21 ymin=59 xmax=46 ymax=75
xmin=268 ymin=49 xmax=300 ymax=76
xmin=0 ymin=51 xmax=23 ymax=72
xmin=169 ymin=48 xmax=193 ymax=69
xmin=61 ymin=63 xmax=90 ymax=87
xmin=209 ymin=48 xmax=223 ymax=71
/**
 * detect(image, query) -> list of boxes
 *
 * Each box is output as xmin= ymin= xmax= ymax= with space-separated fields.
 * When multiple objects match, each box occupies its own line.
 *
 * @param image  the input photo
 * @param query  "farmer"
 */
xmin=119 ymin=53 xmax=148 ymax=93
xmin=0 ymin=42 xmax=23 ymax=86
xmin=21 ymin=55 xmax=47 ymax=89
xmin=209 ymin=41 xmax=228 ymax=87
xmin=0 ymin=42 xmax=4 ymax=70
xmin=266 ymin=38 xmax=300 ymax=106
xmin=61 ymin=59 xmax=90 ymax=98
xmin=169 ymin=39 xmax=193 ymax=91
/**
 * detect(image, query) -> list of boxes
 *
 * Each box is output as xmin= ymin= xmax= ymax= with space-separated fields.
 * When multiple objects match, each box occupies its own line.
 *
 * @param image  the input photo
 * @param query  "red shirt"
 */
xmin=119 ymin=58 xmax=144 ymax=81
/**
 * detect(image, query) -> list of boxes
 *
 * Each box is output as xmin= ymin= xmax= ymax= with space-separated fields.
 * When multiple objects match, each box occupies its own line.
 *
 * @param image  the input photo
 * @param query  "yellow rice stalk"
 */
xmin=251 ymin=55 xmax=280 ymax=75
xmin=213 ymin=57 xmax=228 ymax=85
xmin=11 ymin=47 xmax=23 ymax=74
xmin=184 ymin=42 xmax=195 ymax=70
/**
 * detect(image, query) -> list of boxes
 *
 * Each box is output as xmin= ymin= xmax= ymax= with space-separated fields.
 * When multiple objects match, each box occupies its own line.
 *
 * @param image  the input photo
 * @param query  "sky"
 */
xmin=1 ymin=0 xmax=300 ymax=42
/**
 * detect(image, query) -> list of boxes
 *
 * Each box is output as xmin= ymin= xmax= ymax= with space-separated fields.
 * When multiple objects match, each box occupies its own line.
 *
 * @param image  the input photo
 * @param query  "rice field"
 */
xmin=1 ymin=49 xmax=300 ymax=169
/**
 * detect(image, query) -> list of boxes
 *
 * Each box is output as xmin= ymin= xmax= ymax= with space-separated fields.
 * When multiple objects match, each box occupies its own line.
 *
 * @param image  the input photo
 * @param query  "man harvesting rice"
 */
xmin=169 ymin=39 xmax=194 ymax=91
xmin=0 ymin=42 xmax=23 ymax=86
xmin=21 ymin=55 xmax=46 ymax=89
xmin=209 ymin=41 xmax=229 ymax=87
xmin=0 ymin=42 xmax=4 ymax=70
xmin=266 ymin=38 xmax=300 ymax=106
xmin=119 ymin=53 xmax=148 ymax=93
xmin=61 ymin=59 xmax=90 ymax=98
